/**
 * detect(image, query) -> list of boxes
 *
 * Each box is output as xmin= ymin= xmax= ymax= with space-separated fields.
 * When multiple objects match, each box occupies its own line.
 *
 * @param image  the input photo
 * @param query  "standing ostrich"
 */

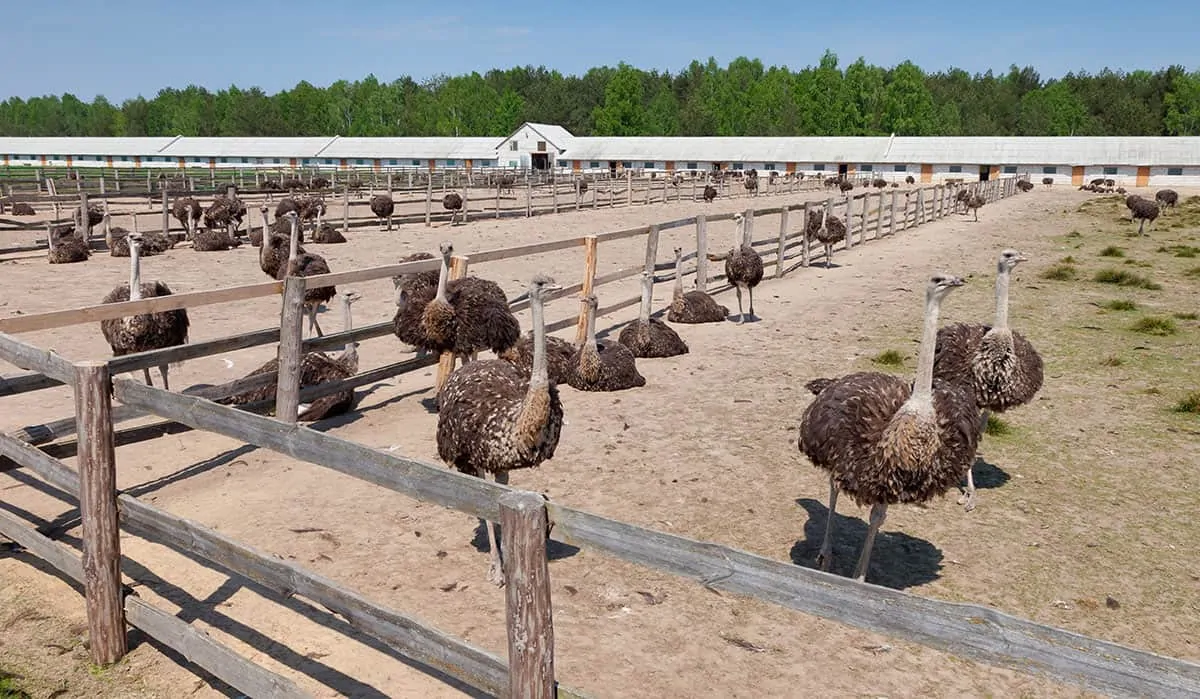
xmin=223 ymin=290 xmax=362 ymax=421
xmin=257 ymin=207 xmax=303 ymax=276
xmin=1129 ymin=197 xmax=1159 ymax=235
xmin=47 ymin=225 xmax=90 ymax=264
xmin=703 ymin=184 xmax=717 ymax=203
xmin=370 ymin=194 xmax=395 ymax=231
xmin=436 ymin=274 xmax=564 ymax=586
xmin=965 ymin=193 xmax=985 ymax=222
xmin=798 ymin=273 xmax=979 ymax=582
xmin=934 ymin=249 xmax=1043 ymax=511
xmin=443 ymin=192 xmax=464 ymax=225
xmin=567 ymin=293 xmax=646 ymax=391
xmin=105 ymin=213 xmax=173 ymax=257
xmin=616 ymin=270 xmax=689 ymax=358
xmin=1155 ymin=189 xmax=1179 ymax=211
xmin=277 ymin=211 xmax=336 ymax=337
xmin=1041 ymin=177 xmax=1054 ymax=189
xmin=814 ymin=213 xmax=846 ymax=269
xmin=204 ymin=194 xmax=246 ymax=239
xmin=172 ymin=197 xmax=202 ymax=239
xmin=744 ymin=172 xmax=759 ymax=196
xmin=706 ymin=213 xmax=763 ymax=323
xmin=905 ymin=175 xmax=916 ymax=185
xmin=391 ymin=251 xmax=440 ymax=299
xmin=666 ymin=247 xmax=728 ymax=324
xmin=99 ymin=233 xmax=190 ymax=390
xmin=839 ymin=180 xmax=854 ymax=194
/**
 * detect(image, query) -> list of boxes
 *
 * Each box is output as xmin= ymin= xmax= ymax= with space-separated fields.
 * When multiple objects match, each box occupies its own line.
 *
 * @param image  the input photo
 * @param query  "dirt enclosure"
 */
xmin=2 ymin=184 xmax=1198 ymax=698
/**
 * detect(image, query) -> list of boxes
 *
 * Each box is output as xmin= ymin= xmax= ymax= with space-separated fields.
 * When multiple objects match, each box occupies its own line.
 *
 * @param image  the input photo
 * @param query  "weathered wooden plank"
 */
xmin=0 ymin=505 xmax=86 ymax=583
xmin=544 ymin=505 xmax=1200 ymax=699
xmin=501 ymin=492 xmax=556 ymax=699
xmin=0 ymin=332 xmax=76 ymax=383
xmin=655 ymin=216 xmax=697 ymax=232
xmin=0 ymin=370 xmax=64 ymax=396
xmin=469 ymin=237 xmax=584 ymax=264
xmin=297 ymin=257 xmax=440 ymax=290
xmin=123 ymin=597 xmax=313 ymax=699
xmin=593 ymin=225 xmax=650 ymax=244
xmin=107 ymin=327 xmax=281 ymax=375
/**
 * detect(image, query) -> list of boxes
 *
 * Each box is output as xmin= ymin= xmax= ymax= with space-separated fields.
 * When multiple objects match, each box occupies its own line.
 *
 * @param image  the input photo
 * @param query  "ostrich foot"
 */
xmin=487 ymin=559 xmax=506 ymax=587
xmin=957 ymin=463 xmax=978 ymax=511
xmin=815 ymin=549 xmax=833 ymax=572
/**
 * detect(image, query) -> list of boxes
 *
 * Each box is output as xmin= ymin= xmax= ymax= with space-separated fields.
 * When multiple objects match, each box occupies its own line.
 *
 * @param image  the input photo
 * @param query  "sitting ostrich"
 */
xmin=667 ymin=247 xmax=728 ymax=324
xmin=104 ymin=213 xmax=173 ymax=257
xmin=391 ymin=242 xmax=520 ymax=383
xmin=934 ymin=249 xmax=1043 ymax=511
xmin=47 ymin=224 xmax=90 ymax=264
xmin=172 ymin=197 xmax=202 ymax=239
xmin=706 ymin=213 xmax=763 ymax=323
xmin=370 ymin=194 xmax=395 ymax=231
xmin=277 ymin=211 xmax=336 ymax=337
xmin=11 ymin=202 xmax=36 ymax=216
xmin=567 ymin=293 xmax=646 ymax=391
xmin=499 ymin=332 xmax=576 ymax=384
xmin=839 ymin=180 xmax=854 ymax=194
xmin=1041 ymin=177 xmax=1054 ymax=189
xmin=436 ymin=274 xmax=564 ymax=586
xmin=1156 ymin=189 xmax=1179 ymax=211
xmin=191 ymin=215 xmax=241 ymax=252
xmin=1129 ymin=197 xmax=1159 ymax=235
xmin=814 ymin=212 xmax=846 ymax=269
xmin=617 ymin=269 xmax=689 ymax=358
xmin=965 ymin=192 xmax=985 ymax=222
xmin=223 ymin=290 xmax=362 ymax=421
xmin=99 ymin=233 xmax=190 ymax=390
xmin=872 ymin=178 xmax=887 ymax=189
xmin=312 ymin=222 xmax=347 ymax=244
xmin=703 ymin=184 xmax=717 ymax=203
xmin=204 ymin=194 xmax=246 ymax=239
xmin=799 ymin=273 xmax=979 ymax=582
xmin=905 ymin=175 xmax=916 ymax=185
xmin=391 ymin=251 xmax=440 ymax=297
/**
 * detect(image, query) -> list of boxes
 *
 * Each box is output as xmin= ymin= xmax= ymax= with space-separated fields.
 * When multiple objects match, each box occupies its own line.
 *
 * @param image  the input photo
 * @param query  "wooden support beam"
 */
xmin=801 ymin=201 xmax=811 ymax=267
xmin=275 ymin=277 xmax=307 ymax=424
xmin=638 ymin=224 xmax=660 ymax=319
xmin=435 ymin=255 xmax=469 ymax=394
xmin=0 ymin=332 xmax=76 ymax=383
xmin=694 ymin=215 xmax=708 ymax=290
xmin=501 ymin=492 xmax=556 ymax=699
xmin=73 ymin=361 xmax=127 ymax=665
xmin=575 ymin=236 xmax=598 ymax=345
xmin=775 ymin=207 xmax=789 ymax=279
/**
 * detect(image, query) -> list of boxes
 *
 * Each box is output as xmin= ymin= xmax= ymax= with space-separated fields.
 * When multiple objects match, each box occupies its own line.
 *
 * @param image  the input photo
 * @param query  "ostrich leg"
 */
xmin=485 ymin=470 xmax=510 ymax=587
xmin=852 ymin=504 xmax=888 ymax=582
xmin=307 ymin=304 xmax=324 ymax=337
xmin=734 ymin=286 xmax=745 ymax=324
xmin=141 ymin=368 xmax=154 ymax=387
xmin=825 ymin=244 xmax=833 ymax=268
xmin=158 ymin=364 xmax=171 ymax=392
xmin=959 ymin=409 xmax=990 ymax=511
xmin=816 ymin=476 xmax=838 ymax=572
xmin=747 ymin=285 xmax=756 ymax=320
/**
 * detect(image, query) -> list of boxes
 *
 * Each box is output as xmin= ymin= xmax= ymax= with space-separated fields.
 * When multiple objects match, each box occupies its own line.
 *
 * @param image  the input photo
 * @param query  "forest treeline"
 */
xmin=3 ymin=52 xmax=1200 ymax=138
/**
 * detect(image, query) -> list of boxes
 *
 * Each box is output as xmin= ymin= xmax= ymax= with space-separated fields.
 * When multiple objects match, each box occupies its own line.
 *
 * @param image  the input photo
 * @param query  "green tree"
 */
xmin=592 ymin=62 xmax=646 ymax=136
xmin=1018 ymin=82 xmax=1090 ymax=135
xmin=882 ymin=61 xmax=936 ymax=135
xmin=1164 ymin=71 xmax=1200 ymax=135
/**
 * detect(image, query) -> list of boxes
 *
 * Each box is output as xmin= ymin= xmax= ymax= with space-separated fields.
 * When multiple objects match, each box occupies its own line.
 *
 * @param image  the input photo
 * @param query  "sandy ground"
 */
xmin=1 ymin=183 xmax=1198 ymax=698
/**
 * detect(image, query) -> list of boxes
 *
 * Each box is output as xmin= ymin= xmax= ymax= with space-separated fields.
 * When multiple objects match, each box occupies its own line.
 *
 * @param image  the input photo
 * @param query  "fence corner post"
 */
xmin=73 ymin=360 xmax=127 ymax=666
xmin=500 ymin=491 xmax=556 ymax=699
xmin=276 ymin=276 xmax=308 ymax=423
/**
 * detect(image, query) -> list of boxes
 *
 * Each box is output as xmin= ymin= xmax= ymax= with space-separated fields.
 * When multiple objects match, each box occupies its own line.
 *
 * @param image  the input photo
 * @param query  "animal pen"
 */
xmin=2 ymin=175 xmax=1199 ymax=699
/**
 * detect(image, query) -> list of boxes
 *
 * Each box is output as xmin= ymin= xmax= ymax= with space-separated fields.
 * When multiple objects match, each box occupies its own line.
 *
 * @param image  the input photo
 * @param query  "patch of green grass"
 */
xmin=1130 ymin=316 xmax=1178 ymax=336
xmin=1100 ymin=355 xmax=1124 ymax=367
xmin=1173 ymin=391 xmax=1200 ymax=414
xmin=0 ymin=674 xmax=31 ymax=699
xmin=984 ymin=414 xmax=1011 ymax=436
xmin=1093 ymin=268 xmax=1162 ymax=290
xmin=1174 ymin=312 xmax=1198 ymax=320
xmin=1098 ymin=245 xmax=1125 ymax=257
xmin=1103 ymin=299 xmax=1138 ymax=311
xmin=1040 ymin=264 xmax=1078 ymax=281
xmin=1059 ymin=255 xmax=1077 ymax=264
xmin=1157 ymin=244 xmax=1200 ymax=258
xmin=871 ymin=349 xmax=905 ymax=367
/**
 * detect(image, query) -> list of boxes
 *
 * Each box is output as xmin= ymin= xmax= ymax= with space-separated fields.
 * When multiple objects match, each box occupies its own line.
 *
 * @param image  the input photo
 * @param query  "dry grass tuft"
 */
xmin=1130 ymin=316 xmax=1178 ymax=336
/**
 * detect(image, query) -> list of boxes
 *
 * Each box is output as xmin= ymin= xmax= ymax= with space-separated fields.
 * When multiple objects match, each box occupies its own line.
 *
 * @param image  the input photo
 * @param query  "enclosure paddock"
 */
xmin=3 ymin=176 xmax=1198 ymax=698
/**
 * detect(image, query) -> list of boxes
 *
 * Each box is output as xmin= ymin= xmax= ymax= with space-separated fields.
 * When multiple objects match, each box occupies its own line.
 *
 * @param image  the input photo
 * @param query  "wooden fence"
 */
xmin=4 ymin=176 xmax=1196 ymax=699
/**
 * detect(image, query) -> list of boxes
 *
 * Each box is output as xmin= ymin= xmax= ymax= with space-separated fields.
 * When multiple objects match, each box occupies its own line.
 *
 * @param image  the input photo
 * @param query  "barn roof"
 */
xmin=887 ymin=137 xmax=1200 ymax=166
xmin=558 ymin=137 xmax=891 ymax=164
xmin=495 ymin=122 xmax=575 ymax=151
xmin=158 ymin=137 xmax=338 ymax=158
xmin=321 ymin=137 xmax=500 ymax=160
xmin=0 ymin=136 xmax=178 ymax=156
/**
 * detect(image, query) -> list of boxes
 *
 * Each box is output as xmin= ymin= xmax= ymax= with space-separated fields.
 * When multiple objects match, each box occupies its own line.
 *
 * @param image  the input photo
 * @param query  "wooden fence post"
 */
xmin=160 ymin=188 xmax=170 ymax=237
xmin=801 ymin=201 xmax=812 ymax=267
xmin=844 ymin=195 xmax=855 ymax=249
xmin=875 ymin=192 xmax=885 ymax=239
xmin=695 ymin=215 xmax=708 ymax=290
xmin=114 ymin=168 xmax=120 ymax=192
xmin=742 ymin=208 xmax=754 ymax=247
xmin=626 ymin=170 xmax=633 ymax=206
xmin=574 ymin=179 xmax=581 ymax=212
xmin=638 ymin=224 xmax=661 ymax=318
xmin=425 ymin=176 xmax=433 ymax=227
xmin=74 ymin=361 xmax=127 ymax=666
xmin=275 ymin=276 xmax=308 ymax=424
xmin=500 ymin=491 xmax=556 ymax=699
xmin=79 ymin=191 xmax=91 ymax=239
xmin=342 ymin=184 xmax=350 ymax=232
xmin=436 ymin=256 xmax=469 ymax=392
xmin=575 ymin=236 xmax=599 ymax=345
xmin=775 ymin=207 xmax=789 ymax=279
xmin=525 ymin=175 xmax=533 ymax=218
xmin=462 ymin=184 xmax=470 ymax=224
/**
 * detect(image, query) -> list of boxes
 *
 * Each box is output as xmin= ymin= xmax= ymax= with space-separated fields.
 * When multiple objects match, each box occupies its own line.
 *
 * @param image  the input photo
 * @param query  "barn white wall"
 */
xmin=1148 ymin=166 xmax=1200 ymax=186
xmin=1082 ymin=165 xmax=1139 ymax=185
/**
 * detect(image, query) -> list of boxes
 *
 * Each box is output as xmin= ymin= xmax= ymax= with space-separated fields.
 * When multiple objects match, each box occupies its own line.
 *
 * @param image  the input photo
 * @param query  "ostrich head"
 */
xmin=439 ymin=241 xmax=454 ymax=260
xmin=997 ymin=249 xmax=1028 ymax=273
xmin=673 ymin=246 xmax=683 ymax=260
xmin=927 ymin=272 xmax=966 ymax=301
xmin=528 ymin=273 xmax=562 ymax=299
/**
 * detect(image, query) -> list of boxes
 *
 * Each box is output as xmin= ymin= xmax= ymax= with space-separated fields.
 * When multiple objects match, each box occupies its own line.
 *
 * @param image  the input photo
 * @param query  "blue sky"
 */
xmin=2 ymin=0 xmax=1195 ymax=102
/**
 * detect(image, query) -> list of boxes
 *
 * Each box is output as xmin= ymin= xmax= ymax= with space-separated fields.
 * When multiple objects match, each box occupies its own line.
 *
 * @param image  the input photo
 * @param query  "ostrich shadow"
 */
xmin=966 ymin=456 xmax=1011 ymax=491
xmin=470 ymin=516 xmax=580 ymax=562
xmin=790 ymin=497 xmax=943 ymax=590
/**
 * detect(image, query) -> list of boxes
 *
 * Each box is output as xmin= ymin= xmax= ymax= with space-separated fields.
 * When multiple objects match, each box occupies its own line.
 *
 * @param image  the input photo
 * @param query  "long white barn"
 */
xmin=3 ymin=122 xmax=1200 ymax=187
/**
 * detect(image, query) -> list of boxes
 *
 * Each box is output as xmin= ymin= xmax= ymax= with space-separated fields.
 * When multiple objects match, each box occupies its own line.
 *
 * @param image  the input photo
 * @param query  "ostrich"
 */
xmin=391 ymin=251 xmax=440 ymax=298
xmin=1041 ymin=177 xmax=1054 ymax=189
xmin=666 ymin=247 xmax=728 ymax=324
xmin=1156 ymin=189 xmax=1179 ymax=211
xmin=436 ymin=274 xmax=564 ymax=586
xmin=105 ymin=213 xmax=173 ymax=257
xmin=567 ymin=293 xmax=646 ymax=392
xmin=706 ymin=213 xmax=763 ymax=323
xmin=172 ymin=197 xmax=202 ymax=239
xmin=965 ymin=193 xmax=985 ymax=222
xmin=703 ymin=184 xmax=717 ymax=203
xmin=443 ymin=193 xmax=464 ymax=225
xmin=616 ymin=270 xmax=689 ymax=358
xmin=277 ymin=211 xmax=336 ymax=336
xmin=12 ymin=202 xmax=36 ymax=216
xmin=798 ymin=273 xmax=979 ymax=582
xmin=905 ymin=175 xmax=915 ymax=185
xmin=872 ymin=178 xmax=887 ymax=189
xmin=204 ymin=194 xmax=246 ymax=239
xmin=191 ymin=215 xmax=241 ymax=251
xmin=370 ymin=194 xmax=395 ymax=231
xmin=744 ymin=172 xmax=759 ymax=195
xmin=312 ymin=222 xmax=347 ymax=244
xmin=814 ymin=213 xmax=846 ymax=269
xmin=47 ymin=224 xmax=90 ymax=264
xmin=839 ymin=180 xmax=854 ymax=194
xmin=934 ymin=249 xmax=1043 ymax=511
xmin=99 ymin=233 xmax=190 ymax=390
xmin=391 ymin=242 xmax=520 ymax=373
xmin=223 ymin=290 xmax=362 ymax=421
xmin=1129 ymin=197 xmax=1159 ymax=235
xmin=499 ymin=332 xmax=576 ymax=384
xmin=954 ymin=188 xmax=971 ymax=213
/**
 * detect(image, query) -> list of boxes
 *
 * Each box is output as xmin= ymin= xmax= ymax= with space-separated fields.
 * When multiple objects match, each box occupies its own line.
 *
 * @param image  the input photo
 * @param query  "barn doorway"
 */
xmin=531 ymin=153 xmax=550 ymax=171
xmin=978 ymin=165 xmax=992 ymax=181
xmin=837 ymin=163 xmax=849 ymax=176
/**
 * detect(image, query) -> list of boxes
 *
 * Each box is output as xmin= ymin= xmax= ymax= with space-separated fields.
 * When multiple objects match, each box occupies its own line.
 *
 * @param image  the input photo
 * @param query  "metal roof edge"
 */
xmin=314 ymin=135 xmax=340 ymax=157
xmin=157 ymin=135 xmax=184 ymax=153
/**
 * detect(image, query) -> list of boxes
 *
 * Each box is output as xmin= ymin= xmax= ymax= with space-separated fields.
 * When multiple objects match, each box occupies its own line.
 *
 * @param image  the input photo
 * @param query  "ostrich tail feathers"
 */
xmin=804 ymin=378 xmax=835 ymax=395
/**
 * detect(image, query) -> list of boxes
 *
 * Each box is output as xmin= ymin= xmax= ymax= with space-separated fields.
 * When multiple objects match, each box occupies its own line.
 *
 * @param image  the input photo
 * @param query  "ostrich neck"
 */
xmin=129 ymin=245 xmax=143 ymax=301
xmin=515 ymin=292 xmax=552 ymax=449
xmin=672 ymin=256 xmax=684 ymax=302
xmin=912 ymin=292 xmax=943 ymax=400
xmin=435 ymin=254 xmax=451 ymax=303
xmin=993 ymin=267 xmax=1011 ymax=330
xmin=288 ymin=219 xmax=299 ymax=262
xmin=585 ymin=302 xmax=598 ymax=350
